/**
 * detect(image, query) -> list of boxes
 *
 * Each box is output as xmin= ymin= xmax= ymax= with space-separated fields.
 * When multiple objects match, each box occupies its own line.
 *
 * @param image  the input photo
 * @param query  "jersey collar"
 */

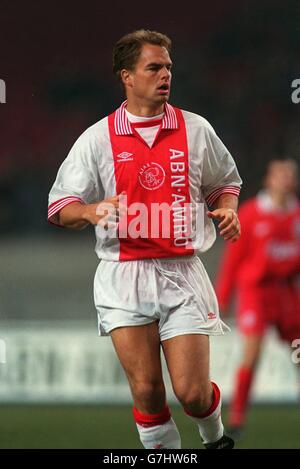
xmin=114 ymin=100 xmax=178 ymax=135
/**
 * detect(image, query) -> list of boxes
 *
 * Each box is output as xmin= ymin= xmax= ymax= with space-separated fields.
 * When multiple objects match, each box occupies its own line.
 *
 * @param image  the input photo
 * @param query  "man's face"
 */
xmin=265 ymin=161 xmax=298 ymax=195
xmin=123 ymin=44 xmax=172 ymax=106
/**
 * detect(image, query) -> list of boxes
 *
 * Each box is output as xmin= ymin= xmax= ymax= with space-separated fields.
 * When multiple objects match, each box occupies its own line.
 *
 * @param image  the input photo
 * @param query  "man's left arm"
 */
xmin=201 ymin=124 xmax=242 ymax=243
xmin=207 ymin=193 xmax=241 ymax=242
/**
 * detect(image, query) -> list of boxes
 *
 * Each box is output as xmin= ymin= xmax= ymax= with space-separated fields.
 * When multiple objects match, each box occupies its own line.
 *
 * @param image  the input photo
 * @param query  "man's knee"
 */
xmin=132 ymin=380 xmax=166 ymax=411
xmin=174 ymin=382 xmax=212 ymax=414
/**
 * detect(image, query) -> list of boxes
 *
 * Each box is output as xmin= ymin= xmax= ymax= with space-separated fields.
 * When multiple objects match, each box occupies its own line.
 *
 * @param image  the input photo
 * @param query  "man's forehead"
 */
xmin=268 ymin=161 xmax=295 ymax=173
xmin=138 ymin=43 xmax=171 ymax=63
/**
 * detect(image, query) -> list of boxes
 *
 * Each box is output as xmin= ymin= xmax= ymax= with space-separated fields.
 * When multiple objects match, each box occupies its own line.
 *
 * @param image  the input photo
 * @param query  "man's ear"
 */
xmin=120 ymin=69 xmax=133 ymax=88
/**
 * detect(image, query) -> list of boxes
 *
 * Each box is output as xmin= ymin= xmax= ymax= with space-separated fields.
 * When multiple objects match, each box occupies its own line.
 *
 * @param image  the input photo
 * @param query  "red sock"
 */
xmin=133 ymin=405 xmax=181 ymax=449
xmin=228 ymin=366 xmax=253 ymax=427
xmin=133 ymin=405 xmax=171 ymax=427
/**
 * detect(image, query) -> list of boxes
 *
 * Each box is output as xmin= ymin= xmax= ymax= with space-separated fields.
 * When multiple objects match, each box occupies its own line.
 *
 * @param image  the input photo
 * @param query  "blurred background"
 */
xmin=0 ymin=0 xmax=299 ymax=448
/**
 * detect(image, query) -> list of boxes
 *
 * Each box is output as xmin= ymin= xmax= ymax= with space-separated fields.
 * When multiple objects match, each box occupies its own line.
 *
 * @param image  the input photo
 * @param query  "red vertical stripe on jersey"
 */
xmin=108 ymin=107 xmax=195 ymax=261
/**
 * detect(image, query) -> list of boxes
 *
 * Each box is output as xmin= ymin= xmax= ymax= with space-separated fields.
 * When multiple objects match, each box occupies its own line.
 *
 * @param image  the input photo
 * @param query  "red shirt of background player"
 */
xmin=216 ymin=191 xmax=300 ymax=340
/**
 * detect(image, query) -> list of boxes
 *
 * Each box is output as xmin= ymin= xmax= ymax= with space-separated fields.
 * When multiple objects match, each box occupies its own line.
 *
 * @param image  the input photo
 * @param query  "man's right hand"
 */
xmin=83 ymin=192 xmax=127 ymax=229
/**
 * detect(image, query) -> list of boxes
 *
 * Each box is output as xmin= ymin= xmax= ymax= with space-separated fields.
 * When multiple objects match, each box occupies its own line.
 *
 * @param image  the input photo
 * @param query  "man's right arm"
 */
xmin=58 ymin=202 xmax=94 ymax=230
xmin=48 ymin=124 xmax=108 ymax=228
xmin=58 ymin=195 xmax=124 ymax=230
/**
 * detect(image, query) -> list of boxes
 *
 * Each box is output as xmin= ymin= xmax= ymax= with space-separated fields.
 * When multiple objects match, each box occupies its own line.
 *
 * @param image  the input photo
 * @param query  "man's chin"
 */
xmin=153 ymin=94 xmax=169 ymax=104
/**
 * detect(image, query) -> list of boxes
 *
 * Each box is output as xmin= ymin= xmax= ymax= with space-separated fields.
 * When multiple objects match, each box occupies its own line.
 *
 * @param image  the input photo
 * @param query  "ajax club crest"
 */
xmin=139 ymin=163 xmax=165 ymax=190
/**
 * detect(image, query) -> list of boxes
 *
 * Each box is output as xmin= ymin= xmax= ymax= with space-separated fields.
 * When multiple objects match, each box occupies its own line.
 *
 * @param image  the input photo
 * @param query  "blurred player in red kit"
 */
xmin=216 ymin=159 xmax=300 ymax=437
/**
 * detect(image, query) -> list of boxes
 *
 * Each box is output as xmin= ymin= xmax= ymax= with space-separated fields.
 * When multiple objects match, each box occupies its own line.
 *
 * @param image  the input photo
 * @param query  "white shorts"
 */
xmin=93 ymin=255 xmax=229 ymax=341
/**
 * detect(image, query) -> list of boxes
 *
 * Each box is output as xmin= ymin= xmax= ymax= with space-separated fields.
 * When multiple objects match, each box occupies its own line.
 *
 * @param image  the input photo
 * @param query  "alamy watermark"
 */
xmin=291 ymin=339 xmax=300 ymax=364
xmin=0 ymin=339 xmax=6 ymax=364
xmin=95 ymin=196 xmax=205 ymax=249
xmin=0 ymin=79 xmax=6 ymax=103
xmin=291 ymin=79 xmax=300 ymax=104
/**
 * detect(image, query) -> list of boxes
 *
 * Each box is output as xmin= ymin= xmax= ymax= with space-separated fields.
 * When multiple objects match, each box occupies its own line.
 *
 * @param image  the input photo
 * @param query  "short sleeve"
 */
xmin=48 ymin=128 xmax=104 ymax=225
xmin=201 ymin=125 xmax=242 ymax=207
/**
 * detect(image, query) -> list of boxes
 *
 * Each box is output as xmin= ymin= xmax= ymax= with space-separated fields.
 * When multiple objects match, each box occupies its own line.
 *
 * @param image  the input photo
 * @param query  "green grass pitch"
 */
xmin=0 ymin=404 xmax=299 ymax=449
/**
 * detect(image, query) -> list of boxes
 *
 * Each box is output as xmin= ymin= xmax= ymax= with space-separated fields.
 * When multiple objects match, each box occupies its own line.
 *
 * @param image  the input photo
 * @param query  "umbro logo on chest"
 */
xmin=117 ymin=152 xmax=134 ymax=162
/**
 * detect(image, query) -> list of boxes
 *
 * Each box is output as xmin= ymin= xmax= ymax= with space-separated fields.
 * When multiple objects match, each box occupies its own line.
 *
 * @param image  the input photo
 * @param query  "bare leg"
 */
xmin=162 ymin=333 xmax=227 ymax=446
xmin=162 ymin=334 xmax=212 ymax=414
xmin=110 ymin=321 xmax=181 ymax=449
xmin=110 ymin=321 xmax=165 ymax=413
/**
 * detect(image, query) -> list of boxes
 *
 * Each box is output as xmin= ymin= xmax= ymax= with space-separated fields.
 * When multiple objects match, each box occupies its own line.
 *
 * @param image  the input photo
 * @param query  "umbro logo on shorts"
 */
xmin=117 ymin=152 xmax=134 ymax=162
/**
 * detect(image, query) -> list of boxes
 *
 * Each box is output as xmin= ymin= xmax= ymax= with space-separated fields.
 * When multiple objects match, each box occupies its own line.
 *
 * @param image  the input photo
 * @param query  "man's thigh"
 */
xmin=161 ymin=333 xmax=210 ymax=392
xmin=110 ymin=321 xmax=164 ymax=384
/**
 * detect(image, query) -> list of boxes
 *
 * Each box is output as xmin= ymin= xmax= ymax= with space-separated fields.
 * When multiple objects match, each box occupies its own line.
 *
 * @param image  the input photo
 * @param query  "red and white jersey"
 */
xmin=48 ymin=101 xmax=242 ymax=261
xmin=216 ymin=191 xmax=300 ymax=308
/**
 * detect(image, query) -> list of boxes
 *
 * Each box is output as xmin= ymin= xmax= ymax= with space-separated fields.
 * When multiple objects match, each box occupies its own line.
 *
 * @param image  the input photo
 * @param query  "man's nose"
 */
xmin=161 ymin=66 xmax=171 ymax=79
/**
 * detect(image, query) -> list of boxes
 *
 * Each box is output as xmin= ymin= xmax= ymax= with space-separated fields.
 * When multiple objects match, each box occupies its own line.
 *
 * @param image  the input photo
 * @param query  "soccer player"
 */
xmin=48 ymin=29 xmax=242 ymax=449
xmin=216 ymin=159 xmax=300 ymax=438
